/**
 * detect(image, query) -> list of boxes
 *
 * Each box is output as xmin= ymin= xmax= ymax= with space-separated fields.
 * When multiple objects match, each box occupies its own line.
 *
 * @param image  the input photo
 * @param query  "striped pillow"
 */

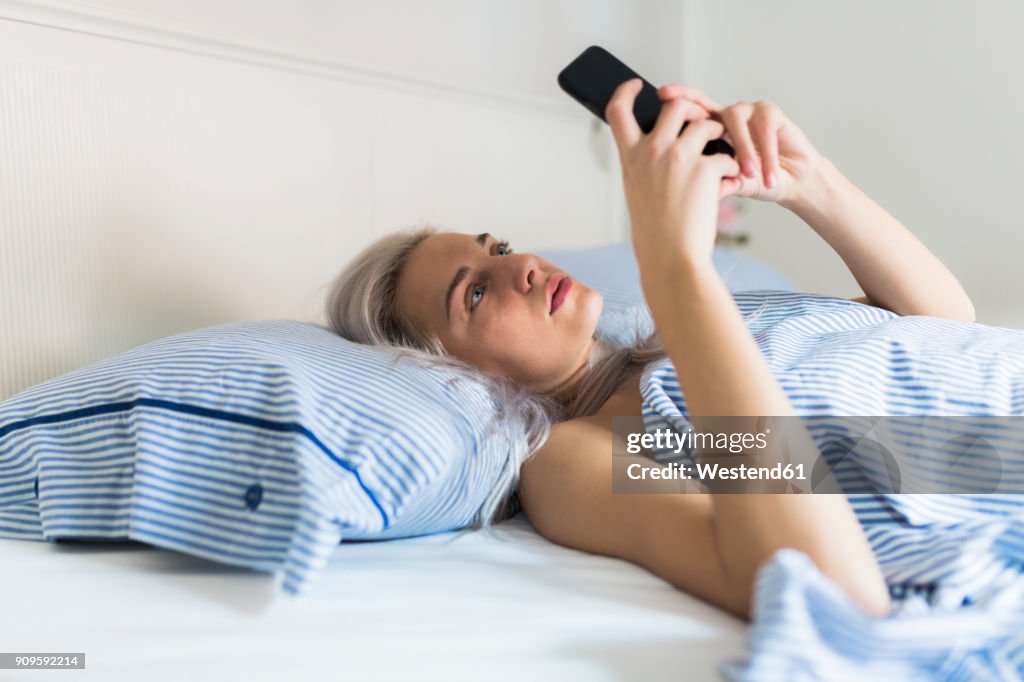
xmin=0 ymin=320 xmax=514 ymax=595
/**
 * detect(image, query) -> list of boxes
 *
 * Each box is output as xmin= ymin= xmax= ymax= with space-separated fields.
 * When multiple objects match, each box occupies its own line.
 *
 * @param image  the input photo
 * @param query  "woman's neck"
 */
xmin=543 ymin=336 xmax=606 ymax=402
xmin=593 ymin=372 xmax=644 ymax=418
xmin=547 ymin=337 xmax=645 ymax=419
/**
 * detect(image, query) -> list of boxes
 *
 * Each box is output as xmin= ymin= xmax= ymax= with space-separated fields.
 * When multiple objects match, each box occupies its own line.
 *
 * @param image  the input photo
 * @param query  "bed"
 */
xmin=0 ymin=240 xmax=791 ymax=682
xmin=0 ymin=7 xmax=803 ymax=681
xmin=1 ymin=514 xmax=749 ymax=682
xmin=15 ymin=5 xmax=1020 ymax=675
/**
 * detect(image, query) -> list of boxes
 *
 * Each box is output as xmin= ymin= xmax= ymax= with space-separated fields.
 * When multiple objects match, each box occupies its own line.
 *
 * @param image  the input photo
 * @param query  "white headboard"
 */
xmin=0 ymin=3 xmax=659 ymax=401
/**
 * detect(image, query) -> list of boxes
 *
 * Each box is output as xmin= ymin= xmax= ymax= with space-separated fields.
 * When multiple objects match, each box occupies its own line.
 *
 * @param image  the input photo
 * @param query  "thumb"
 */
xmin=719 ymin=176 xmax=742 ymax=200
xmin=710 ymin=153 xmax=741 ymax=180
xmin=712 ymin=155 xmax=742 ymax=199
xmin=606 ymin=78 xmax=644 ymax=153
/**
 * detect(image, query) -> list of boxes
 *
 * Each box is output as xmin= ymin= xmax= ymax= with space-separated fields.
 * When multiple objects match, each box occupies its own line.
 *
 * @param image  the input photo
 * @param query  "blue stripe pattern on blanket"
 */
xmin=638 ymin=289 xmax=1024 ymax=681
xmin=0 ymin=321 xmax=515 ymax=595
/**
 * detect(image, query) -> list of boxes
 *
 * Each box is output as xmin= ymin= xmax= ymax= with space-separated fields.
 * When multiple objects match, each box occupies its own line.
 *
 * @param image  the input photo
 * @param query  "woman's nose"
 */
xmin=511 ymin=254 xmax=539 ymax=294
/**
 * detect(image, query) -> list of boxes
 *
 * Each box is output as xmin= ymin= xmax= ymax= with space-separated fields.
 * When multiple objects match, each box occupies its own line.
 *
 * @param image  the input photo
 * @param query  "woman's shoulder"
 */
xmin=551 ymin=414 xmax=614 ymax=437
xmin=521 ymin=417 xmax=613 ymax=482
xmin=543 ymin=415 xmax=615 ymax=455
xmin=545 ymin=405 xmax=645 ymax=461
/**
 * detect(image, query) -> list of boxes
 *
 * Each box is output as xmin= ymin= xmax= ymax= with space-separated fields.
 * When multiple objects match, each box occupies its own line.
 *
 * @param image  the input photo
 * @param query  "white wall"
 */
xmin=0 ymin=0 xmax=686 ymax=400
xmin=12 ymin=0 xmax=1018 ymax=404
xmin=47 ymin=0 xmax=687 ymax=108
xmin=683 ymin=0 xmax=1024 ymax=327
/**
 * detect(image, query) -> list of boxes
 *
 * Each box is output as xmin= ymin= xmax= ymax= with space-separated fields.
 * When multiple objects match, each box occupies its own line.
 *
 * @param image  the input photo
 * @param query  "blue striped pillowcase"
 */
xmin=0 ymin=320 xmax=514 ymax=595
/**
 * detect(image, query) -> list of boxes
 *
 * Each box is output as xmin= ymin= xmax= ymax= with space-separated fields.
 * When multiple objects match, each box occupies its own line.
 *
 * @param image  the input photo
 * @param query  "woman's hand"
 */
xmin=606 ymin=78 xmax=741 ymax=270
xmin=658 ymin=84 xmax=822 ymax=205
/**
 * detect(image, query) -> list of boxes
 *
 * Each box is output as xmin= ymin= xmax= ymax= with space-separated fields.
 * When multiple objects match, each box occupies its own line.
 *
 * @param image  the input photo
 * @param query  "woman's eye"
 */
xmin=468 ymin=242 xmax=511 ymax=313
xmin=469 ymin=284 xmax=485 ymax=310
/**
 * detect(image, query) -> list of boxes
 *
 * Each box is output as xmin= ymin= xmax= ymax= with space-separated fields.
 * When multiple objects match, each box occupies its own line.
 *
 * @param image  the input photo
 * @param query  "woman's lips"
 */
xmin=549 ymin=277 xmax=572 ymax=314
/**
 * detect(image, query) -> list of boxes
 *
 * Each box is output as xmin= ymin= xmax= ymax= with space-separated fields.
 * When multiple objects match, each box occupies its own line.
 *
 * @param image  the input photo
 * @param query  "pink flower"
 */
xmin=717 ymin=199 xmax=741 ymax=236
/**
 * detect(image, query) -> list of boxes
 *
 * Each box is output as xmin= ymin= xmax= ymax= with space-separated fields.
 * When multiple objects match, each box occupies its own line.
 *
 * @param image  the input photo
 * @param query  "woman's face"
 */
xmin=396 ymin=231 xmax=603 ymax=392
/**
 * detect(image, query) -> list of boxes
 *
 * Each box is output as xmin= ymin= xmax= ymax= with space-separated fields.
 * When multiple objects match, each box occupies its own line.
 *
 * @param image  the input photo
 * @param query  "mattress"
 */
xmin=0 ymin=512 xmax=747 ymax=682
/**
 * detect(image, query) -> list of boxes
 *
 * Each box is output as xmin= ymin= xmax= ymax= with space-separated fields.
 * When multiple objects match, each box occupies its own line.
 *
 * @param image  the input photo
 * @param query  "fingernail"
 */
xmin=742 ymin=159 xmax=756 ymax=178
xmin=767 ymin=171 xmax=777 ymax=188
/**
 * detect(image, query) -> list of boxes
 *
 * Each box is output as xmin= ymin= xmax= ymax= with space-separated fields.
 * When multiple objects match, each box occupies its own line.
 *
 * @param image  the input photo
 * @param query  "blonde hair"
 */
xmin=323 ymin=224 xmax=665 ymax=526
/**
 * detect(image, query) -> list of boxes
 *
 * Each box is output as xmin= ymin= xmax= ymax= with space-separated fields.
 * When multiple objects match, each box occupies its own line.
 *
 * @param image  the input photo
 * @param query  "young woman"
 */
xmin=325 ymin=78 xmax=978 ymax=621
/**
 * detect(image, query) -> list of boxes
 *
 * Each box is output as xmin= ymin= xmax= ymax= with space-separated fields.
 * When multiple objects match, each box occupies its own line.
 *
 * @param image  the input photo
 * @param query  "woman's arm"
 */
xmin=780 ymin=157 xmax=976 ymax=321
xmin=642 ymin=254 xmax=890 ymax=618
xmin=518 ymin=418 xmax=750 ymax=618
xmin=656 ymin=85 xmax=975 ymax=322
xmin=605 ymin=78 xmax=891 ymax=618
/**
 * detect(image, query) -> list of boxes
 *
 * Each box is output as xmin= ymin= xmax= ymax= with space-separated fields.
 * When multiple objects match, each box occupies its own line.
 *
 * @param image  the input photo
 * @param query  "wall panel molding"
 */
xmin=0 ymin=0 xmax=583 ymax=120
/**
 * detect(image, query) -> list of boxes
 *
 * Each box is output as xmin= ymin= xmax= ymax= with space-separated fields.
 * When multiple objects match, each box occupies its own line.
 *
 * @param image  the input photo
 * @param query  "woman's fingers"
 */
xmin=712 ymin=154 xmax=743 ymax=199
xmin=720 ymin=104 xmax=759 ymax=179
xmin=652 ymin=97 xmax=707 ymax=148
xmin=606 ymin=78 xmax=644 ymax=152
xmin=751 ymin=102 xmax=782 ymax=188
xmin=719 ymin=176 xmax=743 ymax=200
xmin=676 ymin=118 xmax=726 ymax=157
xmin=707 ymin=147 xmax=742 ymax=178
xmin=648 ymin=90 xmax=791 ymax=190
xmin=657 ymin=84 xmax=723 ymax=114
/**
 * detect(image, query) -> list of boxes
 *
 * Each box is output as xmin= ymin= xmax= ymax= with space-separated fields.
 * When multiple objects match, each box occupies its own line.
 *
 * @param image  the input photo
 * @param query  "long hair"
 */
xmin=323 ymin=224 xmax=666 ymax=526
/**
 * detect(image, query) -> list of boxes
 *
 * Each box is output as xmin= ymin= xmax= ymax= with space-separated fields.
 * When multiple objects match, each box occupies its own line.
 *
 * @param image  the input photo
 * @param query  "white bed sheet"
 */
xmin=0 ymin=512 xmax=747 ymax=682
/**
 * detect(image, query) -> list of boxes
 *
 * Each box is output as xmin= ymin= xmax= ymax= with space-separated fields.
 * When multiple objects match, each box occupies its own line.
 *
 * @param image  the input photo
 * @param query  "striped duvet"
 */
xmin=640 ymin=290 xmax=1024 ymax=681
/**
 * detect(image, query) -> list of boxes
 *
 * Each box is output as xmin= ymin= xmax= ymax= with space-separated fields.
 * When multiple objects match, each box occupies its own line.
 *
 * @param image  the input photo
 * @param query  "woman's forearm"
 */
xmin=640 ymin=257 xmax=890 ymax=617
xmin=781 ymin=157 xmax=975 ymax=322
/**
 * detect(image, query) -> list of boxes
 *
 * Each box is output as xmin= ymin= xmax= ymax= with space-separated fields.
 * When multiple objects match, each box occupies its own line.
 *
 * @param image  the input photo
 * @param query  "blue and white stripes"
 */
xmin=0 ymin=320 xmax=515 ymax=595
xmin=639 ymin=289 xmax=1024 ymax=680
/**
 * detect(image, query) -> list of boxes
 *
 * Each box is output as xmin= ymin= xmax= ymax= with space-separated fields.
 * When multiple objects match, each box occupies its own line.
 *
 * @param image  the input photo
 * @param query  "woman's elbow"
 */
xmin=849 ymin=577 xmax=892 ymax=619
xmin=826 ymin=565 xmax=891 ymax=619
xmin=938 ymin=297 xmax=977 ymax=323
xmin=947 ymin=305 xmax=976 ymax=324
xmin=962 ymin=300 xmax=977 ymax=324
xmin=726 ymin=570 xmax=890 ymax=623
xmin=904 ymin=302 xmax=975 ymax=323
xmin=943 ymin=296 xmax=976 ymax=323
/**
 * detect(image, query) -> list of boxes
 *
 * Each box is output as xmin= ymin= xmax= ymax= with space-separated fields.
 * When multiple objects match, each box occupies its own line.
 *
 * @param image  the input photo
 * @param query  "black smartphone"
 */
xmin=557 ymin=45 xmax=735 ymax=157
